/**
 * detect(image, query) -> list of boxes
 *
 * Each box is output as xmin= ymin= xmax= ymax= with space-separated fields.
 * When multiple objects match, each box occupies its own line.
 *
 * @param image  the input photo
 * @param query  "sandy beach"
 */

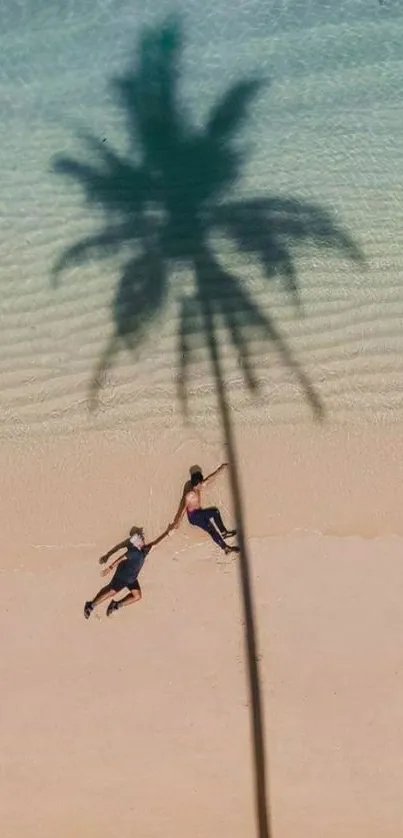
xmin=1 ymin=2 xmax=403 ymax=836
xmin=3 ymin=425 xmax=403 ymax=838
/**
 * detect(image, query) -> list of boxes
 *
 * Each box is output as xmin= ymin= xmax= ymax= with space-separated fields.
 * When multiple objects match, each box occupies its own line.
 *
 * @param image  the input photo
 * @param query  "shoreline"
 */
xmin=2 ymin=422 xmax=403 ymax=556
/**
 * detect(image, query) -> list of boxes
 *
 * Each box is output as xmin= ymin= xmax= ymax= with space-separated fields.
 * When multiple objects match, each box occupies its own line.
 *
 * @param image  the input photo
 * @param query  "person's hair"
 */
xmin=130 ymin=525 xmax=144 ymax=538
xmin=190 ymin=471 xmax=204 ymax=488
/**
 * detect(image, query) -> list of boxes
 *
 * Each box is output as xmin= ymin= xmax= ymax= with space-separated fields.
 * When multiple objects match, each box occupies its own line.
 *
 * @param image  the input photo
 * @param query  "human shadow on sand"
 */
xmin=51 ymin=15 xmax=366 ymax=838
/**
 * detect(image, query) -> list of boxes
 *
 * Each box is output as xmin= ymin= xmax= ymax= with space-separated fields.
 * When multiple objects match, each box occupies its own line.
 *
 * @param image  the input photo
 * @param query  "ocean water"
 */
xmin=0 ymin=0 xmax=403 ymax=437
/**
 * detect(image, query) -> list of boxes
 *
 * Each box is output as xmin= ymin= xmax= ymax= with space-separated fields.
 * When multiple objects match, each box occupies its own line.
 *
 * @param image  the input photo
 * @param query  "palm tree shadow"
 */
xmin=51 ymin=14 xmax=364 ymax=419
xmin=51 ymin=15 xmax=366 ymax=838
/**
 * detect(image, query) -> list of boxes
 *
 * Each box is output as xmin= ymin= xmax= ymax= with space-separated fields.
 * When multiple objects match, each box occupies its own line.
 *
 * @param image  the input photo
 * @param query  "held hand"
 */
xmin=101 ymin=566 xmax=111 ymax=577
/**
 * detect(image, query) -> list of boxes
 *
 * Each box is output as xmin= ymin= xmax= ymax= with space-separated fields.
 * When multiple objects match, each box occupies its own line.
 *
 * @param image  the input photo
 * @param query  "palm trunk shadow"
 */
xmin=194 ymin=258 xmax=272 ymax=838
xmin=88 ymin=335 xmax=119 ymax=413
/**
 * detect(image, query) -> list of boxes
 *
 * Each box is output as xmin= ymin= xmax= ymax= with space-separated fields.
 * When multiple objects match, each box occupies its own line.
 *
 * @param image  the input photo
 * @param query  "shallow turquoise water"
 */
xmin=0 ymin=0 xmax=402 ymax=437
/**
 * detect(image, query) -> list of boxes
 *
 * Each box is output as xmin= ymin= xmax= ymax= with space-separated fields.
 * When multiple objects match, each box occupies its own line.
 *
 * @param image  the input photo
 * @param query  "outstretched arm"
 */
xmin=146 ymin=526 xmax=172 ymax=552
xmin=170 ymin=493 xmax=187 ymax=529
xmin=100 ymin=551 xmax=128 ymax=576
xmin=203 ymin=462 xmax=228 ymax=486
xmin=98 ymin=538 xmax=129 ymax=565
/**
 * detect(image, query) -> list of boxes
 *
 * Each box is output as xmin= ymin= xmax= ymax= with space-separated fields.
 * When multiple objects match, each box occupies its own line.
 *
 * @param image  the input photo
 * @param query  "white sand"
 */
xmin=2 ymin=493 xmax=403 ymax=838
xmin=1 ymin=2 xmax=403 ymax=836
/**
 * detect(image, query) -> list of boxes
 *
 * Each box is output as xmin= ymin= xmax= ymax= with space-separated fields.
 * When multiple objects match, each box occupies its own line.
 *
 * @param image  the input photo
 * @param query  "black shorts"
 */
xmin=110 ymin=555 xmax=144 ymax=593
xmin=110 ymin=573 xmax=141 ymax=593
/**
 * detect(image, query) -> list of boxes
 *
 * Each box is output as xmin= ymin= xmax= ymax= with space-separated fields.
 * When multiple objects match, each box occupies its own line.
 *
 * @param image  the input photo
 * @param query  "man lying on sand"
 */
xmin=84 ymin=525 xmax=170 ymax=619
xmin=170 ymin=463 xmax=239 ymax=555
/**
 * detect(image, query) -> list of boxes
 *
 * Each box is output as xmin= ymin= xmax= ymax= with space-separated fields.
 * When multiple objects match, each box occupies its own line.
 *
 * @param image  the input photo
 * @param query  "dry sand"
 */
xmin=1 ymin=2 xmax=403 ymax=836
xmin=2 ymin=427 xmax=403 ymax=838
xmin=4 ymin=535 xmax=403 ymax=838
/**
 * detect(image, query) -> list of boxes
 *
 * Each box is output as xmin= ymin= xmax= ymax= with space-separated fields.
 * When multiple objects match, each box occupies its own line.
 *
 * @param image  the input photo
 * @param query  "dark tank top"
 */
xmin=122 ymin=542 xmax=150 ymax=580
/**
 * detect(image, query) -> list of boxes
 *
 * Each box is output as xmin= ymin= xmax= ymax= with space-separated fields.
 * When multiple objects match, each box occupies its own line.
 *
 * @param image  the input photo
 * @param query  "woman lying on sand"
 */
xmin=170 ymin=463 xmax=239 ymax=555
xmin=84 ymin=524 xmax=170 ymax=619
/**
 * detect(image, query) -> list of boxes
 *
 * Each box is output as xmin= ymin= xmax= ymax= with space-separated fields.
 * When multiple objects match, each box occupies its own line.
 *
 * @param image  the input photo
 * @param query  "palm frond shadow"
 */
xmin=51 ymin=16 xmax=366 ymax=838
xmin=51 ymin=15 xmax=364 ymax=421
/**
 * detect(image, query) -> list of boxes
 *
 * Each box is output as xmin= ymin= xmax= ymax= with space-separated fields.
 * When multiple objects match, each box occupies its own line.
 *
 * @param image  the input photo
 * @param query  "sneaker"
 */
xmin=106 ymin=600 xmax=119 ymax=617
xmin=84 ymin=601 xmax=93 ymax=620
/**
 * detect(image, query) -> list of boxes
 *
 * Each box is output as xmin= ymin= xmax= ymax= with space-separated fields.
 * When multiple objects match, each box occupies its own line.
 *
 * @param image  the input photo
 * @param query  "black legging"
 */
xmin=187 ymin=506 xmax=228 ymax=550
